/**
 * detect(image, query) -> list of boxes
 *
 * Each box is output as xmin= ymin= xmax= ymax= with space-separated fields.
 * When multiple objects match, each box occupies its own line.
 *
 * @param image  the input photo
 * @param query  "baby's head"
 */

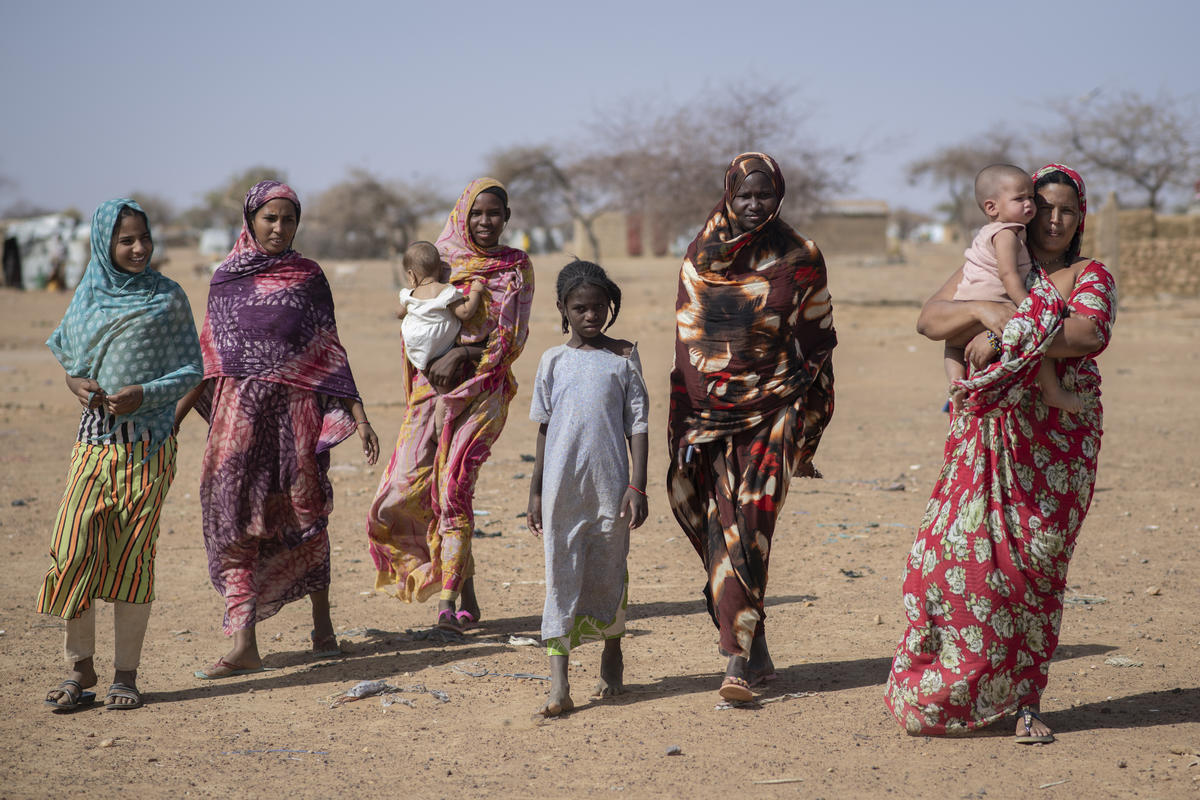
xmin=975 ymin=164 xmax=1036 ymax=225
xmin=403 ymin=241 xmax=443 ymax=285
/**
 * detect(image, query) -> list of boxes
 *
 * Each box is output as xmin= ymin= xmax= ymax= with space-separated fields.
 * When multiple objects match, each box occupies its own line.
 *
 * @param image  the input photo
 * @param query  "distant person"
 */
xmin=526 ymin=260 xmax=649 ymax=716
xmin=40 ymin=199 xmax=202 ymax=712
xmin=2 ymin=236 xmax=20 ymax=288
xmin=397 ymin=240 xmax=486 ymax=373
xmin=886 ymin=164 xmax=1116 ymax=744
xmin=367 ymin=179 xmax=534 ymax=633
xmin=945 ymin=164 xmax=1082 ymax=413
xmin=176 ymin=181 xmax=379 ymax=679
xmin=667 ymin=153 xmax=836 ymax=702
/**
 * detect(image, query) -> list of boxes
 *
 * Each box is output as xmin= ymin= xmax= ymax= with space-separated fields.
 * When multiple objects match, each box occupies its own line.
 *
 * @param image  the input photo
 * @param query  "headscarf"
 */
xmin=1032 ymin=163 xmax=1086 ymax=233
xmin=669 ymin=152 xmax=837 ymax=449
xmin=47 ymin=198 xmax=203 ymax=454
xmin=429 ymin=178 xmax=534 ymax=403
xmin=198 ymin=181 xmax=361 ymax=451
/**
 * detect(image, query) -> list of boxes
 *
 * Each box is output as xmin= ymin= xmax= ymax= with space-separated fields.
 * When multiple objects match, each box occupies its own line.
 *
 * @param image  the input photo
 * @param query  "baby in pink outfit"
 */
xmin=946 ymin=164 xmax=1083 ymax=413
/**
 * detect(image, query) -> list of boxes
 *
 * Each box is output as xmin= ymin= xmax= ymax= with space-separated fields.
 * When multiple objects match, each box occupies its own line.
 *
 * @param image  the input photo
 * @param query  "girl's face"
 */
xmin=252 ymin=198 xmax=299 ymax=255
xmin=1029 ymin=182 xmax=1080 ymax=258
xmin=468 ymin=191 xmax=506 ymax=249
xmin=559 ymin=283 xmax=610 ymax=341
xmin=110 ymin=213 xmax=153 ymax=274
xmin=729 ymin=171 xmax=779 ymax=234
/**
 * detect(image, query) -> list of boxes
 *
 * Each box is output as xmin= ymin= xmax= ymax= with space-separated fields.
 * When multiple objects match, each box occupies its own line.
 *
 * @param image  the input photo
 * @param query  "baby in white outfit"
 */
xmin=397 ymin=241 xmax=485 ymax=372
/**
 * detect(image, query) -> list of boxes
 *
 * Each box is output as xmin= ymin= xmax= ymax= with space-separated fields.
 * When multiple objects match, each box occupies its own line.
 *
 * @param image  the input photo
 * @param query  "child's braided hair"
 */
xmin=555 ymin=259 xmax=621 ymax=334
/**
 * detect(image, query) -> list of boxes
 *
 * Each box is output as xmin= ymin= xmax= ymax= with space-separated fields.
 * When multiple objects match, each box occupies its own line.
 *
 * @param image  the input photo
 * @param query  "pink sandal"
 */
xmin=436 ymin=609 xmax=464 ymax=634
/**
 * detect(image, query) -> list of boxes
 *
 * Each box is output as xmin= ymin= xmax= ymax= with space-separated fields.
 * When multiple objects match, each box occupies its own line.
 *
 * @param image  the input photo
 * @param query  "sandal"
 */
xmin=311 ymin=630 xmax=342 ymax=658
xmin=44 ymin=679 xmax=97 ymax=713
xmin=104 ymin=682 xmax=143 ymax=711
xmin=455 ymin=610 xmax=480 ymax=631
xmin=1015 ymin=707 xmax=1055 ymax=744
xmin=436 ymin=609 xmax=464 ymax=634
xmin=718 ymin=675 xmax=755 ymax=703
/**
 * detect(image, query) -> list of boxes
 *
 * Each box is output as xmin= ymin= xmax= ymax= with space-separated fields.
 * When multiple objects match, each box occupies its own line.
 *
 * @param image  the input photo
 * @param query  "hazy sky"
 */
xmin=2 ymin=0 xmax=1196 ymax=218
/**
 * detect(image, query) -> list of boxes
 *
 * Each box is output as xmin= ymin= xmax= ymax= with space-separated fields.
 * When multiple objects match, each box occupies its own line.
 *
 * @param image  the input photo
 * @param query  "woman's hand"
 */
xmin=425 ymin=346 xmax=471 ymax=393
xmin=105 ymin=385 xmax=143 ymax=416
xmin=526 ymin=492 xmax=543 ymax=537
xmin=916 ymin=266 xmax=1016 ymax=342
xmin=66 ymin=374 xmax=104 ymax=409
xmin=619 ymin=488 xmax=648 ymax=530
xmin=965 ymin=331 xmax=999 ymax=371
xmin=975 ymin=301 xmax=1017 ymax=336
xmin=357 ymin=422 xmax=379 ymax=465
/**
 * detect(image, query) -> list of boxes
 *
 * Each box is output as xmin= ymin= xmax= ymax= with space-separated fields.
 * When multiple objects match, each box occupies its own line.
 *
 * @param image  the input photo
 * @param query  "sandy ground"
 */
xmin=1 ymin=243 xmax=1198 ymax=799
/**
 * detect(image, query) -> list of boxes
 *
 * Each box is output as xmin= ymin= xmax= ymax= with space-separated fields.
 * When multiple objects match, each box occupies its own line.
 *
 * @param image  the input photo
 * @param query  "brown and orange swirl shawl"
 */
xmin=668 ymin=153 xmax=837 ymax=460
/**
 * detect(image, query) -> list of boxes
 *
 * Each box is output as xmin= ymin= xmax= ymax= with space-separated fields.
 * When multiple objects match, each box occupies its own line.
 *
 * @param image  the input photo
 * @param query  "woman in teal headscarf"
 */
xmin=39 ymin=199 xmax=202 ymax=712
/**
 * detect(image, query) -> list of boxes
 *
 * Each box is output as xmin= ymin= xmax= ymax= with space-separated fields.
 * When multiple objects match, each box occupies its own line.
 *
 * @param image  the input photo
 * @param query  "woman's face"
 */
xmin=468 ymin=191 xmax=507 ymax=249
xmin=110 ymin=213 xmax=153 ymax=274
xmin=1029 ymin=182 xmax=1080 ymax=258
xmin=729 ymin=171 xmax=779 ymax=234
xmin=251 ymin=198 xmax=299 ymax=255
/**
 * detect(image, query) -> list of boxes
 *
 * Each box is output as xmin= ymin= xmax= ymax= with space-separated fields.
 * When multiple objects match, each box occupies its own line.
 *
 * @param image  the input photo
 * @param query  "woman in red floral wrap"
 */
xmin=667 ymin=153 xmax=837 ymax=702
xmin=884 ymin=164 xmax=1116 ymax=744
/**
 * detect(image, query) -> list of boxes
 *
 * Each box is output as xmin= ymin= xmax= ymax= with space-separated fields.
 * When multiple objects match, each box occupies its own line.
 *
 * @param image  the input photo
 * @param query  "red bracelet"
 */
xmin=627 ymin=485 xmax=647 ymax=497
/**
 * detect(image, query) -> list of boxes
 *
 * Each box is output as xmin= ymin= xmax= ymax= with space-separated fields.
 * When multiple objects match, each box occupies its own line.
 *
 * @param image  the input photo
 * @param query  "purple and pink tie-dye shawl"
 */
xmin=198 ymin=180 xmax=361 ymax=452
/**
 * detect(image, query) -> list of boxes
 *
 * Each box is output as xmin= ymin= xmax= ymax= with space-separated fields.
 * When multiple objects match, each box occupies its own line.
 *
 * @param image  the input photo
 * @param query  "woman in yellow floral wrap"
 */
xmin=367 ymin=179 xmax=533 ymax=632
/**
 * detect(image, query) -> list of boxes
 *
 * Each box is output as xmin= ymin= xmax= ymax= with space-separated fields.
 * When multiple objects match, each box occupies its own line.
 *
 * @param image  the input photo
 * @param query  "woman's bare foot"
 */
xmin=539 ymin=654 xmax=574 ymax=716
xmin=593 ymin=638 xmax=624 ymax=698
xmin=309 ymin=590 xmax=339 ymax=655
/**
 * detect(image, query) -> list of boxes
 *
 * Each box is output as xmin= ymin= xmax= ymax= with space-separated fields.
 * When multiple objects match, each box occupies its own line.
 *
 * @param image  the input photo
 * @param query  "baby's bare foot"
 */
xmin=1043 ymin=387 xmax=1086 ymax=414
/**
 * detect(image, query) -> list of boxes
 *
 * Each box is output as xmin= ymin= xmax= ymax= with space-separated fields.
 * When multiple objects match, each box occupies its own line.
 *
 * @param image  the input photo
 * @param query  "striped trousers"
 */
xmin=37 ymin=437 xmax=177 ymax=621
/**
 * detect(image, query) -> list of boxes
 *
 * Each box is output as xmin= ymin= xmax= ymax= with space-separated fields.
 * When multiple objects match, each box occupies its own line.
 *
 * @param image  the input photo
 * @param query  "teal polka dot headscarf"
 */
xmin=47 ymin=198 xmax=202 ymax=453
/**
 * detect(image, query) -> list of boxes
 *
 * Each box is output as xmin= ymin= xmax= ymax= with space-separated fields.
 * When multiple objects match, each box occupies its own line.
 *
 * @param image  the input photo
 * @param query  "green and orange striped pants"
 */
xmin=37 ymin=437 xmax=177 ymax=620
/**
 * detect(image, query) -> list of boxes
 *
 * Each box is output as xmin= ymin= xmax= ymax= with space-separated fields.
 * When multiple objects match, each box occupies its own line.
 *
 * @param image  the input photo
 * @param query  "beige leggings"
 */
xmin=64 ymin=601 xmax=151 ymax=672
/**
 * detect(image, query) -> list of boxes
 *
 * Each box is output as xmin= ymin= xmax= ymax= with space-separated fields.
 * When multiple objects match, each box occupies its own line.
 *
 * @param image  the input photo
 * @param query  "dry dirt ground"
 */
xmin=1 ymin=244 xmax=1198 ymax=799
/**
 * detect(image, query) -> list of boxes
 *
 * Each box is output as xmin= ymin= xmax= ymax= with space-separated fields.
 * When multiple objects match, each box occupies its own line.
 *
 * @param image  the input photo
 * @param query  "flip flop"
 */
xmin=455 ymin=610 xmax=480 ymax=631
xmin=104 ymin=682 xmax=143 ymax=711
xmin=748 ymin=671 xmax=779 ymax=688
xmin=1014 ymin=708 xmax=1055 ymax=744
xmin=718 ymin=675 xmax=755 ymax=703
xmin=436 ymin=609 xmax=464 ymax=634
xmin=44 ymin=679 xmax=97 ymax=713
xmin=193 ymin=657 xmax=271 ymax=680
xmin=311 ymin=630 xmax=342 ymax=658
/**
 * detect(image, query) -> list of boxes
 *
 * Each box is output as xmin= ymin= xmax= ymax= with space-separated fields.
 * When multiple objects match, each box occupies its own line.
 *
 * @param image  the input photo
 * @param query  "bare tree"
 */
xmin=129 ymin=192 xmax=176 ymax=226
xmin=906 ymin=132 xmax=1025 ymax=233
xmin=191 ymin=165 xmax=288 ymax=227
xmin=486 ymin=144 xmax=606 ymax=259
xmin=1050 ymin=88 xmax=1200 ymax=210
xmin=305 ymin=169 xmax=445 ymax=259
xmin=587 ymin=82 xmax=855 ymax=245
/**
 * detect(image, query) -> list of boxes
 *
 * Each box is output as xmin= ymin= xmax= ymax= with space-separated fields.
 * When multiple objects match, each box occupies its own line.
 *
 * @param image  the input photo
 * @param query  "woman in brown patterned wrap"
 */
xmin=667 ymin=152 xmax=837 ymax=701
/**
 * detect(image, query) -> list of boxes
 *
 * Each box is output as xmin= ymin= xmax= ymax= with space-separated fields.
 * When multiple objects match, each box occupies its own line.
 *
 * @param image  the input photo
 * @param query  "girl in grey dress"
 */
xmin=527 ymin=260 xmax=649 ymax=716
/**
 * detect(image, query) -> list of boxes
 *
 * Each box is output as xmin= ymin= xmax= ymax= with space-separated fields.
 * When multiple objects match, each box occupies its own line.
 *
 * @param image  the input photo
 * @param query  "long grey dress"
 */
xmin=530 ymin=344 xmax=649 ymax=650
